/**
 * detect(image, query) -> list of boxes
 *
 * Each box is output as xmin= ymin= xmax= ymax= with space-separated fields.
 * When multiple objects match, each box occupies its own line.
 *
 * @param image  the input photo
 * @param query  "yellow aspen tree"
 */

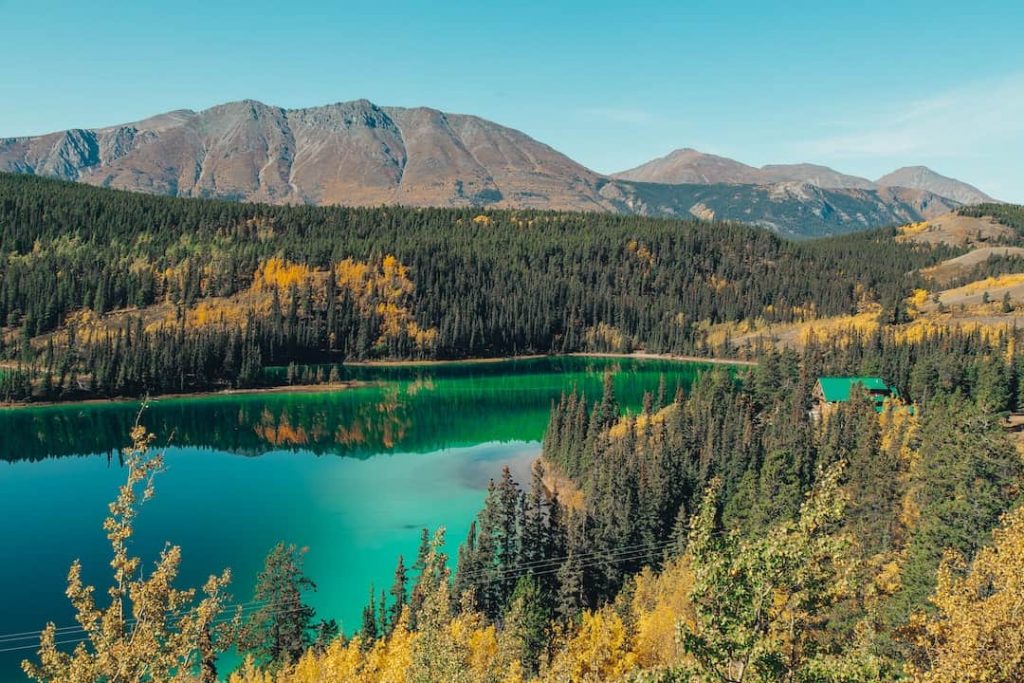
xmin=22 ymin=424 xmax=234 ymax=683
xmin=908 ymin=506 xmax=1024 ymax=683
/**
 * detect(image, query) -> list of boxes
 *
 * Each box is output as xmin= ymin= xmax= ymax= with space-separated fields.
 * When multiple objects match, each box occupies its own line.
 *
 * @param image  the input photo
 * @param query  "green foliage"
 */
xmin=237 ymin=543 xmax=319 ymax=667
xmin=502 ymin=576 xmax=552 ymax=675
xmin=886 ymin=401 xmax=1023 ymax=626
xmin=678 ymin=465 xmax=849 ymax=682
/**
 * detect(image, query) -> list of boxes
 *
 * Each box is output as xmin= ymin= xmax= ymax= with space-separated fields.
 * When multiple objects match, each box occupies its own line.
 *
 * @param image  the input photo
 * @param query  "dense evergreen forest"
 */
xmin=22 ymin=326 xmax=1024 ymax=682
xmin=0 ymin=172 xmax=958 ymax=402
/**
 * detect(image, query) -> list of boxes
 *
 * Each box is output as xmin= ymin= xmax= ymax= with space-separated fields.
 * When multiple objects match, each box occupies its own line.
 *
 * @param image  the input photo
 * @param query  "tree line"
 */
xmin=0 ymin=172 xmax=959 ymax=402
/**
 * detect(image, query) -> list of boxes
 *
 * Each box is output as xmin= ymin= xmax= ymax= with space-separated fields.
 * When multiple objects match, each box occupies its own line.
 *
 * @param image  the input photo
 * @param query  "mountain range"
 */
xmin=0 ymin=98 xmax=995 ymax=237
xmin=614 ymin=148 xmax=994 ymax=205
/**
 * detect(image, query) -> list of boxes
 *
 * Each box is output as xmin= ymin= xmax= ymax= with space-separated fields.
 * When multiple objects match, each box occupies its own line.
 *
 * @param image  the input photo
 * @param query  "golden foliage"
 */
xmin=541 ymin=610 xmax=635 ymax=683
xmin=22 ymin=425 xmax=232 ymax=683
xmin=626 ymin=240 xmax=655 ymax=267
xmin=228 ymin=548 xmax=703 ymax=683
xmin=252 ymin=257 xmax=315 ymax=293
xmin=584 ymin=322 xmax=630 ymax=353
xmin=335 ymin=256 xmax=437 ymax=351
xmin=952 ymin=272 xmax=1024 ymax=296
xmin=799 ymin=311 xmax=881 ymax=346
xmin=628 ymin=560 xmax=696 ymax=669
xmin=909 ymin=505 xmax=1024 ymax=682
xmin=895 ymin=221 xmax=930 ymax=242
xmin=607 ymin=403 xmax=676 ymax=441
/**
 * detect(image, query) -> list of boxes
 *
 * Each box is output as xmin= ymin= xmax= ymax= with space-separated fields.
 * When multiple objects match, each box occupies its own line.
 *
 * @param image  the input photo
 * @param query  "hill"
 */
xmin=614 ymin=148 xmax=875 ymax=189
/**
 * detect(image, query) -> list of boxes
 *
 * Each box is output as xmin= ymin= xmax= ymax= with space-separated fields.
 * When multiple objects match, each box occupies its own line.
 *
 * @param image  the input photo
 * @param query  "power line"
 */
xmin=0 ymin=536 xmax=683 ymax=645
xmin=0 ymin=598 xmax=276 ymax=645
xmin=0 ymin=604 xmax=315 ymax=655
xmin=455 ymin=537 xmax=678 ymax=582
xmin=2 ymin=531 xmax=695 ymax=654
xmin=2 ymin=540 xmax=680 ymax=653
xmin=463 ymin=543 xmax=675 ymax=586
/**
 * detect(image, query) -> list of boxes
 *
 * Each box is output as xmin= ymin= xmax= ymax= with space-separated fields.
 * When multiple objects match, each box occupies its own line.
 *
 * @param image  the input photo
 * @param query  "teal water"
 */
xmin=0 ymin=356 xmax=725 ymax=680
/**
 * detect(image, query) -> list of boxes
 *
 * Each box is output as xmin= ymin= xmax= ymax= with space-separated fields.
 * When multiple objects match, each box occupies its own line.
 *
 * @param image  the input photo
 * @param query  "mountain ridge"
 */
xmin=875 ymin=165 xmax=994 ymax=205
xmin=614 ymin=148 xmax=993 ymax=202
xmin=0 ymin=99 xmax=969 ymax=236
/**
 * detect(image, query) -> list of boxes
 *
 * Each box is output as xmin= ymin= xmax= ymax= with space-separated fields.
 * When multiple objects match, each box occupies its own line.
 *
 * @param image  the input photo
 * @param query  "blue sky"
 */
xmin=2 ymin=0 xmax=1022 ymax=201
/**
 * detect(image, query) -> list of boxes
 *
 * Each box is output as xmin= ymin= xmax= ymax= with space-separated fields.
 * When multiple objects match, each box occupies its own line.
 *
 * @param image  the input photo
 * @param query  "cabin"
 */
xmin=812 ymin=376 xmax=897 ymax=417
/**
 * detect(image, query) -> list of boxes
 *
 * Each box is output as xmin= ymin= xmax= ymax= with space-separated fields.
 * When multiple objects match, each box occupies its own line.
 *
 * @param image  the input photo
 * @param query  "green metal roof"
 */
xmin=817 ymin=377 xmax=892 ymax=403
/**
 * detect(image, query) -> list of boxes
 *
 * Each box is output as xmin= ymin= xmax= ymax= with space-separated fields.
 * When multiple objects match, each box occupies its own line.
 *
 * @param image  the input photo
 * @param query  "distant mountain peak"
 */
xmin=613 ymin=148 xmax=760 ymax=185
xmin=0 ymin=98 xmax=609 ymax=210
xmin=615 ymin=151 xmax=993 ymax=204
xmin=875 ymin=166 xmax=995 ymax=205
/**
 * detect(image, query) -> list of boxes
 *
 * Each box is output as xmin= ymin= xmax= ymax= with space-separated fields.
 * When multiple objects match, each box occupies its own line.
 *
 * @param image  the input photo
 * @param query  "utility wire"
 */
xmin=0 ymin=598 xmax=276 ymax=645
xmin=0 ymin=604 xmax=314 ymax=655
xmin=1 ymin=540 xmax=680 ymax=654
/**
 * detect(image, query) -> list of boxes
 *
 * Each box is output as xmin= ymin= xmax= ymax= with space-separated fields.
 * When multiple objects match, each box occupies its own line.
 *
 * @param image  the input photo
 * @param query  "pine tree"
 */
xmin=238 ymin=543 xmax=318 ymax=666
xmin=387 ymin=555 xmax=408 ymax=633
xmin=360 ymin=585 xmax=378 ymax=642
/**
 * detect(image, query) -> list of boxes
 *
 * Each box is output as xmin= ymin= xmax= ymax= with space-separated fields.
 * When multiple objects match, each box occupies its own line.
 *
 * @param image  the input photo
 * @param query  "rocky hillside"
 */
xmin=605 ymin=180 xmax=957 ymax=238
xmin=0 ymin=99 xmax=965 ymax=236
xmin=0 ymin=100 xmax=613 ymax=211
xmin=876 ymin=166 xmax=995 ymax=205
xmin=615 ymin=149 xmax=994 ymax=203
xmin=613 ymin=149 xmax=876 ymax=189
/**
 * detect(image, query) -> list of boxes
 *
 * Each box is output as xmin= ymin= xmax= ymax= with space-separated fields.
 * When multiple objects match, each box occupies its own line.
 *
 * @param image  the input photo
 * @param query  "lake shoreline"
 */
xmin=0 ymin=352 xmax=752 ymax=410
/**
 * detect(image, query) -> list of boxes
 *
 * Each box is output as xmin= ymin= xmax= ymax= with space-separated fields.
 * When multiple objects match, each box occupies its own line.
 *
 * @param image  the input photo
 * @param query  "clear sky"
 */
xmin=2 ymin=0 xmax=1022 ymax=201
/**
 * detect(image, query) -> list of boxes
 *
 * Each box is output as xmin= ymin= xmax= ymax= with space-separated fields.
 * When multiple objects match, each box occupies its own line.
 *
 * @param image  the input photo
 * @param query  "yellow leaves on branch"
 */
xmin=542 ymin=611 xmax=635 ymax=683
xmin=627 ymin=561 xmax=696 ymax=669
xmin=909 ymin=505 xmax=1024 ymax=683
xmin=251 ymin=257 xmax=316 ymax=293
xmin=231 ymin=610 xmax=420 ymax=683
xmin=607 ymin=403 xmax=677 ymax=442
xmin=22 ymin=425 xmax=233 ymax=683
xmin=908 ymin=288 xmax=930 ymax=319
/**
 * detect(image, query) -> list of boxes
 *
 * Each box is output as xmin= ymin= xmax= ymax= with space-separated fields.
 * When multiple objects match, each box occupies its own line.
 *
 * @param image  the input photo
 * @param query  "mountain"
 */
xmin=614 ymin=149 xmax=992 ymax=203
xmin=758 ymin=163 xmax=875 ymax=189
xmin=0 ymin=99 xmax=611 ymax=212
xmin=875 ymin=166 xmax=995 ymax=205
xmin=602 ymin=180 xmax=957 ymax=238
xmin=611 ymin=148 xmax=763 ymax=185
xmin=0 ymin=99 xmax=963 ymax=237
xmin=615 ymin=150 xmax=873 ymax=190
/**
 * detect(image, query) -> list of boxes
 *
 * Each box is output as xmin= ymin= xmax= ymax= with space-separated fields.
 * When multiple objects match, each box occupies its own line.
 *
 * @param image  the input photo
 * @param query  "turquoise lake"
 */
xmin=0 ymin=356 xmax=726 ymax=680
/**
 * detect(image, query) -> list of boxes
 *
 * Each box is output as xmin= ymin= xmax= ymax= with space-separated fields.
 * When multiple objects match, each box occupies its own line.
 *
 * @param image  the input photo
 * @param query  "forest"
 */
xmin=6 ymin=173 xmax=1024 ymax=681
xmin=0 ymin=172 xmax=960 ymax=402
xmin=19 ymin=325 xmax=1024 ymax=682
